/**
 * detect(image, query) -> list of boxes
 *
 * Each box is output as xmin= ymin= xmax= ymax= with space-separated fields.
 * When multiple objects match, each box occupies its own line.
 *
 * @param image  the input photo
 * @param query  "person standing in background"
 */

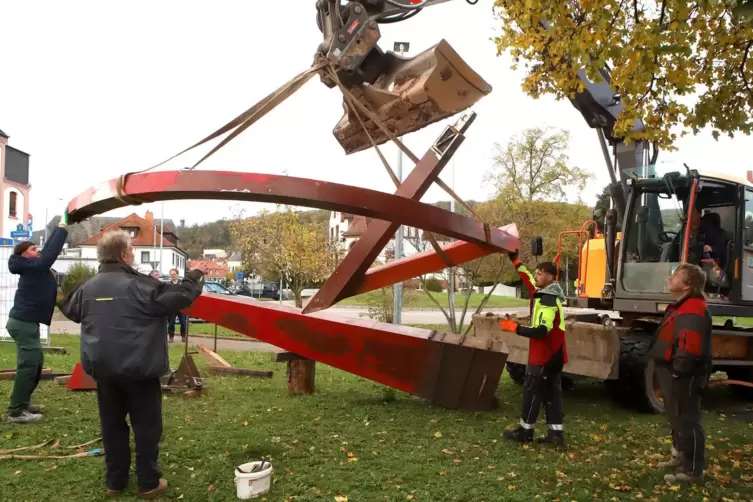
xmin=167 ymin=268 xmax=188 ymax=343
xmin=6 ymin=212 xmax=69 ymax=424
xmin=649 ymin=263 xmax=712 ymax=484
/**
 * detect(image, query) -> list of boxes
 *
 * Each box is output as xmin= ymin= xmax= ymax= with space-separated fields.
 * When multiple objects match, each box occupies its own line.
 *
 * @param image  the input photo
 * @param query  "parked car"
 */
xmin=203 ymin=282 xmax=235 ymax=295
xmin=188 ymin=282 xmax=235 ymax=323
xmin=233 ymin=282 xmax=280 ymax=301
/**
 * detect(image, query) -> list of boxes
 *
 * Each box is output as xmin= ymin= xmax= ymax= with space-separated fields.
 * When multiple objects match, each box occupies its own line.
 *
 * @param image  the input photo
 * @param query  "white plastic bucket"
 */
xmin=234 ymin=461 xmax=273 ymax=499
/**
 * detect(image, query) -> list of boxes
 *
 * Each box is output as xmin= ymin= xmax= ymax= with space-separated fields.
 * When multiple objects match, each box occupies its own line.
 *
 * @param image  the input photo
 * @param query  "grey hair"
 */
xmin=97 ymin=230 xmax=132 ymax=263
xmin=674 ymin=263 xmax=707 ymax=298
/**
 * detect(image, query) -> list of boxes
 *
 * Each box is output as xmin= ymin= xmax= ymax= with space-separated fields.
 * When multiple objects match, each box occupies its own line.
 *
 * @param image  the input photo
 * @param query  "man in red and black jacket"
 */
xmin=649 ymin=263 xmax=712 ymax=484
xmin=499 ymin=250 xmax=568 ymax=448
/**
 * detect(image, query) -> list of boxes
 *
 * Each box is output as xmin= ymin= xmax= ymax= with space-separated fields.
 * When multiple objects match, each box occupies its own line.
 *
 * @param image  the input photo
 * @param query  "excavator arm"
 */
xmin=313 ymin=2 xmax=650 ymax=220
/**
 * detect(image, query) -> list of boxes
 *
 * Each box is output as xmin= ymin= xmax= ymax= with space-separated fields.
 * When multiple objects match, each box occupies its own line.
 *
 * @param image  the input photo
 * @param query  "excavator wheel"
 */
xmin=605 ymin=331 xmax=664 ymax=414
xmin=506 ymin=362 xmax=526 ymax=385
xmin=505 ymin=362 xmax=574 ymax=391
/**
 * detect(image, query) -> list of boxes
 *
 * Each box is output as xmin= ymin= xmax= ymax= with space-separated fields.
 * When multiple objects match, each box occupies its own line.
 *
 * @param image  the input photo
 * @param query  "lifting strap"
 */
xmin=113 ymin=59 xmax=485 ymax=271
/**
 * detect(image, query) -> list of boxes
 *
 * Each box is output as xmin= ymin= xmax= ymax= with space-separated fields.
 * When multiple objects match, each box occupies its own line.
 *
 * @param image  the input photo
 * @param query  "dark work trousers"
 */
xmin=659 ymin=364 xmax=708 ymax=477
xmin=7 ymin=317 xmax=44 ymax=415
xmin=168 ymin=313 xmax=187 ymax=340
xmin=655 ymin=365 xmax=681 ymax=453
xmin=95 ymin=378 xmax=163 ymax=492
xmin=520 ymin=364 xmax=564 ymax=431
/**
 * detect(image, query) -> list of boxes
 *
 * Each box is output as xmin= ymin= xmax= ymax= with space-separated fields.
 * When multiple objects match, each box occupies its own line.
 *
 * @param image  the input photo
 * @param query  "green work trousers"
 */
xmin=7 ymin=317 xmax=44 ymax=415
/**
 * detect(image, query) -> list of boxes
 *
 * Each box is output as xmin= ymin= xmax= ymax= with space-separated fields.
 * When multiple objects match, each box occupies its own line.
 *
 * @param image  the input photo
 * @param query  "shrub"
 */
xmin=425 ymin=277 xmax=443 ymax=293
xmin=60 ymin=263 xmax=97 ymax=298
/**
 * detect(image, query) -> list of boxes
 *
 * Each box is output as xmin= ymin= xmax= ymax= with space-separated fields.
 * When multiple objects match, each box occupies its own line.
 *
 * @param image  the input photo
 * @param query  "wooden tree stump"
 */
xmin=287 ymin=359 xmax=316 ymax=394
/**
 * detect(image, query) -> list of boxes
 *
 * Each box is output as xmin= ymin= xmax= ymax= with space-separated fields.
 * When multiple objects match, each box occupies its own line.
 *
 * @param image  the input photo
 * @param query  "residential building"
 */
xmin=203 ymin=249 xmax=227 ymax=261
xmin=188 ymin=259 xmax=228 ymax=282
xmin=0 ymin=128 xmax=32 ymax=242
xmin=227 ymin=251 xmax=242 ymax=273
xmin=328 ymin=210 xmax=451 ymax=283
xmin=33 ymin=215 xmax=179 ymax=249
xmin=77 ymin=211 xmax=188 ymax=277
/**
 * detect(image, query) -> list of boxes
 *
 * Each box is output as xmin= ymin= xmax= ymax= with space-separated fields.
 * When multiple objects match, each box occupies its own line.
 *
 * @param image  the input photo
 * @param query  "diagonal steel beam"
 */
xmin=357 ymin=224 xmax=519 ymax=295
xmin=303 ymin=112 xmax=476 ymax=314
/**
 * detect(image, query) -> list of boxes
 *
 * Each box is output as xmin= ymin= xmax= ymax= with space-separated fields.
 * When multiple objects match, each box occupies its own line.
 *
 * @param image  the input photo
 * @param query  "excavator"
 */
xmin=313 ymin=0 xmax=753 ymax=413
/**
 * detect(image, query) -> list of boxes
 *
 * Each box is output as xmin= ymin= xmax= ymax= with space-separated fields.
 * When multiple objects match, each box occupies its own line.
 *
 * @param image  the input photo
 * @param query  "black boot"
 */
xmin=536 ymin=430 xmax=566 ymax=448
xmin=503 ymin=427 xmax=534 ymax=443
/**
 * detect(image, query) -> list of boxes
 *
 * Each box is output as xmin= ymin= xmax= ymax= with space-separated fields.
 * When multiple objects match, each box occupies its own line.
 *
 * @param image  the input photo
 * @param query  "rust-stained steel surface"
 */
xmin=65 ymin=170 xmax=518 ymax=254
xmin=333 ymin=39 xmax=492 ymax=155
xmin=187 ymin=293 xmax=508 ymax=410
xmin=358 ymin=224 xmax=519 ymax=295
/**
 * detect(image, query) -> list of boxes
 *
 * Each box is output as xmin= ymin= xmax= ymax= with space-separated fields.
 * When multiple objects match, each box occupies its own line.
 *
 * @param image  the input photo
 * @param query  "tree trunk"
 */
xmin=287 ymin=359 xmax=315 ymax=394
xmin=293 ymin=288 xmax=303 ymax=308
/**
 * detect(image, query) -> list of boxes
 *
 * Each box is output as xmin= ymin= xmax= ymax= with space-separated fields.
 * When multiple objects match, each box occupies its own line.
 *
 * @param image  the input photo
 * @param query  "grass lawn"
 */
xmin=336 ymin=289 xmax=528 ymax=309
xmin=1 ymin=335 xmax=751 ymax=501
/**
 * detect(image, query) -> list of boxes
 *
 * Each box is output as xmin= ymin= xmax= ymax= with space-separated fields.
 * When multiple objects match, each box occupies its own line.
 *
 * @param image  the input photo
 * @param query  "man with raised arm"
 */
xmin=6 ymin=212 xmax=69 ymax=424
xmin=498 ymin=249 xmax=568 ymax=448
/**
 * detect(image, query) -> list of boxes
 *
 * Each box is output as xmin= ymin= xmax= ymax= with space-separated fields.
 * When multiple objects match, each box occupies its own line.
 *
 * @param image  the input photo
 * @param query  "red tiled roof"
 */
xmin=79 ymin=213 xmax=180 ymax=249
xmin=342 ymin=215 xmax=368 ymax=237
xmin=188 ymin=259 xmax=228 ymax=277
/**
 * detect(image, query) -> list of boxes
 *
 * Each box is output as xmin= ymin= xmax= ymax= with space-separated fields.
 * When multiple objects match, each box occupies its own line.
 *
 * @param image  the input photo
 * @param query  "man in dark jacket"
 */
xmin=649 ymin=263 xmax=712 ymax=484
xmin=499 ymin=251 xmax=568 ymax=448
xmin=6 ymin=217 xmax=69 ymax=424
xmin=60 ymin=229 xmax=204 ymax=499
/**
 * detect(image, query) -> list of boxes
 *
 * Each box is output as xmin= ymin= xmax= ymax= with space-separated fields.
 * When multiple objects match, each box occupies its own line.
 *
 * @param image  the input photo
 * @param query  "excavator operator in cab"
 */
xmin=498 ymin=249 xmax=567 ymax=448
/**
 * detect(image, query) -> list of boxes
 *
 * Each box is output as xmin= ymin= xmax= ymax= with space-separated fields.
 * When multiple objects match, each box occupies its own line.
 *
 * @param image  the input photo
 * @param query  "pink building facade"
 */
xmin=0 ymin=129 xmax=32 ymax=241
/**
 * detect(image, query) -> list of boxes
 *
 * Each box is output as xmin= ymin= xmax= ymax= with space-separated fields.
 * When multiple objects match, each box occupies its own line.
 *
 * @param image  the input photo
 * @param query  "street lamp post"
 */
xmin=392 ymin=41 xmax=410 ymax=325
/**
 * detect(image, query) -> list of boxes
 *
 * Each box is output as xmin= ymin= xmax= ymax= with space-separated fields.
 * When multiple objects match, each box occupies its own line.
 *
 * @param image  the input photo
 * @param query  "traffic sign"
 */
xmin=236 ymin=271 xmax=243 ymax=281
xmin=11 ymin=230 xmax=30 ymax=238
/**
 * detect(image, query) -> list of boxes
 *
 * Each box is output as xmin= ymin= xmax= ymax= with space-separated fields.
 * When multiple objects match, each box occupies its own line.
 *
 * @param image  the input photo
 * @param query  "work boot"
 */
xmin=503 ymin=427 xmax=534 ymax=443
xmin=106 ymin=488 xmax=122 ymax=497
xmin=536 ymin=430 xmax=566 ymax=448
xmin=26 ymin=404 xmax=44 ymax=414
xmin=138 ymin=478 xmax=168 ymax=499
xmin=664 ymin=470 xmax=703 ymax=484
xmin=657 ymin=448 xmax=681 ymax=469
xmin=7 ymin=410 xmax=43 ymax=424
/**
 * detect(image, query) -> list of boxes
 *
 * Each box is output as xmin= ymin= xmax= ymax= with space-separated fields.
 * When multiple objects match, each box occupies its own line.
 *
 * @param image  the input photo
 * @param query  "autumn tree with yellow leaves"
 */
xmin=493 ymin=1 xmax=753 ymax=149
xmin=230 ymin=206 xmax=341 ymax=308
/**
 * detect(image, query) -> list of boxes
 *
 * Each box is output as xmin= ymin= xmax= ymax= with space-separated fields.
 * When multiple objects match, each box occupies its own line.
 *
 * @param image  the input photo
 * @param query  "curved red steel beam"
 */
xmin=66 ymin=170 xmax=520 ymax=253
xmin=357 ymin=224 xmax=519 ymax=295
xmin=187 ymin=292 xmax=508 ymax=410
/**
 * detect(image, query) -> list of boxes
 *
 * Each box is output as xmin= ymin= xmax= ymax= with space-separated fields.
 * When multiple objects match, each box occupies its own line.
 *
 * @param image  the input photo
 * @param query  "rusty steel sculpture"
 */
xmin=66 ymin=113 xmax=519 ymax=411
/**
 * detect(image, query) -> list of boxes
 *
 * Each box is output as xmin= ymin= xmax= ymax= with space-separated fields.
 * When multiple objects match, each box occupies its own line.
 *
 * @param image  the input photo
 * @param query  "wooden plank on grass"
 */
xmin=55 ymin=375 xmax=72 ymax=385
xmin=0 ymin=368 xmax=52 ymax=381
xmin=197 ymin=345 xmax=232 ymax=368
xmin=208 ymin=367 xmax=273 ymax=378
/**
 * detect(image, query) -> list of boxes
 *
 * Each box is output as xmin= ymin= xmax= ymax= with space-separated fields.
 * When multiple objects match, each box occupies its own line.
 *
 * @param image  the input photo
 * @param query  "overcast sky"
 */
xmin=2 ymin=0 xmax=752 ymax=229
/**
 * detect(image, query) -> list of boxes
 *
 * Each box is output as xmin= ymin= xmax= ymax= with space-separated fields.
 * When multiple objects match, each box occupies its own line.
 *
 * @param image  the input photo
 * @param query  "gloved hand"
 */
xmin=58 ymin=207 xmax=69 ymax=228
xmin=186 ymin=269 xmax=205 ymax=284
xmin=507 ymin=249 xmax=519 ymax=262
xmin=499 ymin=314 xmax=519 ymax=334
